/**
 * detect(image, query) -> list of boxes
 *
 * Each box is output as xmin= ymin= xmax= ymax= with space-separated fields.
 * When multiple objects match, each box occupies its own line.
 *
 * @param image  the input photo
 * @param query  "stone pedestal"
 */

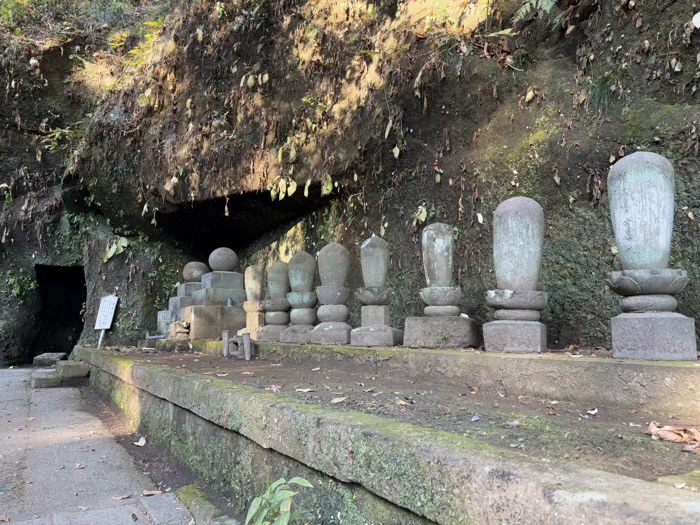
xmin=611 ymin=312 xmax=697 ymax=361
xmin=180 ymin=305 xmax=245 ymax=340
xmin=404 ymin=316 xmax=479 ymax=348
xmin=351 ymin=325 xmax=403 ymax=347
xmin=483 ymin=320 xmax=546 ymax=353
xmin=239 ymin=301 xmax=264 ymax=341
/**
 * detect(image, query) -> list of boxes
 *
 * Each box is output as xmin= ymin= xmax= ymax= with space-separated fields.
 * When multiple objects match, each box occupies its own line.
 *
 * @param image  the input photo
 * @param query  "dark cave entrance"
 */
xmin=30 ymin=265 xmax=87 ymax=358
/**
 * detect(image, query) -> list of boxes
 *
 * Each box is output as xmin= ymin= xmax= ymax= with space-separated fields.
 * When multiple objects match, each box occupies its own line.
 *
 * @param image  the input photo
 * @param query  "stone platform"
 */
xmin=612 ymin=312 xmax=697 ymax=361
xmin=403 ymin=316 xmax=479 ymax=348
xmin=75 ymin=345 xmax=700 ymax=525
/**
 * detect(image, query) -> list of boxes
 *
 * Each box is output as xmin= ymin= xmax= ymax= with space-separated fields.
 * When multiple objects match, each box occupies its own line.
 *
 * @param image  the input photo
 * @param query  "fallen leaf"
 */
xmin=133 ymin=437 xmax=146 ymax=447
xmin=215 ymin=373 xmax=228 ymax=377
xmin=112 ymin=495 xmax=131 ymax=500
xmin=645 ymin=421 xmax=700 ymax=444
xmin=142 ymin=490 xmax=163 ymax=497
xmin=78 ymin=506 xmax=89 ymax=511
xmin=331 ymin=397 xmax=348 ymax=404
xmin=265 ymin=385 xmax=282 ymax=393
xmin=525 ymin=88 xmax=536 ymax=104
xmin=675 ymin=482 xmax=687 ymax=489
xmin=471 ymin=415 xmax=481 ymax=422
xmin=586 ymin=408 xmax=599 ymax=416
xmin=0 ymin=516 xmax=8 ymax=522
xmin=75 ymin=463 xmax=85 ymax=469
xmin=395 ymin=398 xmax=409 ymax=406
xmin=295 ymin=388 xmax=315 ymax=393
xmin=241 ymin=371 xmax=255 ymax=376
xmin=689 ymin=211 xmax=695 ymax=221
xmin=311 ymin=367 xmax=320 ymax=371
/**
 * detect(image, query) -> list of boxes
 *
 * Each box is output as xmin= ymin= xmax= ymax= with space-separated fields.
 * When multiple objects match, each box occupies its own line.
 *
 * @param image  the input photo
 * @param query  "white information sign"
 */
xmin=95 ymin=296 xmax=119 ymax=330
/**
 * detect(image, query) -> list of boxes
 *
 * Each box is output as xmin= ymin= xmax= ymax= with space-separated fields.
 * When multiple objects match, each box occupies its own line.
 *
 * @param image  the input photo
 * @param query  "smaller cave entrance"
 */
xmin=29 ymin=265 xmax=87 ymax=358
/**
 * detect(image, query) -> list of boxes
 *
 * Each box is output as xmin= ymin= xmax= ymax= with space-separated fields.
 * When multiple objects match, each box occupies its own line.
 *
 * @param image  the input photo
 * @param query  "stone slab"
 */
xmin=158 ymin=310 xmax=173 ymax=334
xmin=257 ymin=325 xmax=287 ymax=343
xmin=612 ymin=312 xmax=697 ymax=361
xmin=351 ymin=326 xmax=403 ymax=347
xmin=308 ymin=322 xmax=351 ymax=345
xmin=53 ymin=505 xmax=149 ymax=525
xmin=177 ymin=282 xmax=203 ymax=297
xmin=30 ymin=369 xmax=88 ymax=388
xmin=483 ymin=320 xmax=546 ymax=353
xmin=361 ymin=305 xmax=390 ymax=326
xmin=139 ymin=493 xmax=193 ymax=525
xmin=169 ymin=296 xmax=195 ymax=320
xmin=76 ymin=348 xmax=700 ymax=525
xmin=33 ymin=352 xmax=68 ymax=367
xmin=56 ymin=360 xmax=90 ymax=378
xmin=201 ymin=271 xmax=244 ymax=290
xmin=279 ymin=325 xmax=314 ymax=344
xmin=181 ymin=305 xmax=245 ymax=340
xmin=190 ymin=287 xmax=247 ymax=306
xmin=403 ymin=316 xmax=479 ymax=348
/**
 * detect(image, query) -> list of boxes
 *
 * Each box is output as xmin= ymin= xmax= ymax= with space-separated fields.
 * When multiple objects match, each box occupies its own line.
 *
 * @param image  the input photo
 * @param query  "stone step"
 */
xmin=33 ymin=352 xmax=67 ymax=367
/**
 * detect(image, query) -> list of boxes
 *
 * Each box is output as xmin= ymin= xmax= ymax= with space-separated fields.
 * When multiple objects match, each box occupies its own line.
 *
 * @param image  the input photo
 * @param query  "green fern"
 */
xmin=512 ymin=0 xmax=558 ymax=23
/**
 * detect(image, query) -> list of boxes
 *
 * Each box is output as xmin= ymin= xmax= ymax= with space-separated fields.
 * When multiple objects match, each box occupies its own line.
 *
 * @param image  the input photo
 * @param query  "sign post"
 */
xmin=95 ymin=295 xmax=119 ymax=348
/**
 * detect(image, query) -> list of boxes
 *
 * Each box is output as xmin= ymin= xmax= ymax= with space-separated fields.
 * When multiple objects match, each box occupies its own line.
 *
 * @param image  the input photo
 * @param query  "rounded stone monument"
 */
xmin=310 ymin=243 xmax=352 ymax=345
xmin=258 ymin=261 xmax=291 ymax=342
xmin=280 ymin=251 xmax=318 ymax=344
xmin=183 ymin=261 xmax=210 ymax=282
xmin=208 ymin=247 xmax=239 ymax=272
xmin=606 ymin=151 xmax=696 ymax=361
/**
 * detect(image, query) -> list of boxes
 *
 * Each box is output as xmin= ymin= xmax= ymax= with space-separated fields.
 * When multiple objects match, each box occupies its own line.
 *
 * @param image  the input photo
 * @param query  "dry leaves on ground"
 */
xmin=331 ymin=397 xmax=348 ymax=404
xmin=645 ymin=421 xmax=700 ymax=453
xmin=133 ymin=437 xmax=146 ymax=447
xmin=142 ymin=490 xmax=163 ymax=497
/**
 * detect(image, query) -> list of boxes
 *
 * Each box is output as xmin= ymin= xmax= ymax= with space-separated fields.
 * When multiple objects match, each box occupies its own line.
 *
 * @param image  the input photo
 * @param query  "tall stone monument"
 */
xmin=403 ymin=223 xmax=479 ymax=348
xmin=309 ymin=243 xmax=352 ymax=344
xmin=606 ymin=152 xmax=697 ymax=360
xmin=238 ymin=265 xmax=265 ymax=341
xmin=280 ymin=251 xmax=318 ymax=344
xmin=483 ymin=197 xmax=548 ymax=353
xmin=351 ymin=236 xmax=403 ymax=347
xmin=258 ymin=261 xmax=291 ymax=342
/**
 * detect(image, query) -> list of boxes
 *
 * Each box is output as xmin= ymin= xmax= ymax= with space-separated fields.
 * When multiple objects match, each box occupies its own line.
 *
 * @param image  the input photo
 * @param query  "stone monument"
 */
xmin=280 ymin=251 xmax=318 ymax=344
xmin=258 ymin=261 xmax=291 ymax=342
xmin=309 ymin=243 xmax=352 ymax=344
xmin=403 ymin=223 xmax=479 ymax=348
xmin=483 ymin=197 xmax=548 ymax=353
xmin=350 ymin=236 xmax=403 ymax=347
xmin=156 ymin=261 xmax=209 ymax=336
xmin=238 ymin=265 xmax=265 ymax=341
xmin=606 ymin=151 xmax=697 ymax=360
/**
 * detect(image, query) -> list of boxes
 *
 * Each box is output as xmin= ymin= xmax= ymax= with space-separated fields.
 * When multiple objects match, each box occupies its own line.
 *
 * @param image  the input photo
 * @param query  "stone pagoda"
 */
xmin=238 ymin=265 xmax=265 ymax=341
xmin=483 ymin=197 xmax=548 ymax=353
xmin=403 ymin=223 xmax=478 ymax=348
xmin=350 ymin=236 xmax=403 ymax=347
xmin=309 ymin=243 xmax=352 ymax=344
xmin=280 ymin=251 xmax=318 ymax=344
xmin=606 ymin=151 xmax=697 ymax=360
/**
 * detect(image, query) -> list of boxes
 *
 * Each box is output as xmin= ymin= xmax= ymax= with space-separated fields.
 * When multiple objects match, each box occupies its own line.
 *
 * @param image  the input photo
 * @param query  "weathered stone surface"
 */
xmin=169 ymin=296 xmax=196 ymax=319
xmin=424 ymin=306 xmax=461 ymax=317
xmin=243 ymin=300 xmax=263 ymax=313
xmin=288 ymin=251 xmax=316 ymax=292
xmin=361 ymin=305 xmax=390 ymax=326
xmin=612 ymin=312 xmax=697 ymax=361
xmin=421 ymin=223 xmax=454 ymax=287
xmin=351 ymin=326 xmax=403 ymax=347
xmin=257 ymin=324 xmax=287 ymax=342
xmin=494 ymin=309 xmax=541 ymax=321
xmin=360 ymin=236 xmax=390 ymax=288
xmin=485 ymin=289 xmax=548 ymax=310
xmin=190 ymin=287 xmax=247 ymax=306
xmin=419 ymin=286 xmax=462 ymax=306
xmin=286 ymin=291 xmax=317 ymax=309
xmin=606 ymin=269 xmax=688 ymax=296
xmin=157 ymin=310 xmax=173 ymax=334
xmin=289 ymin=308 xmax=316 ymax=325
xmin=208 ymin=247 xmax=239 ymax=272
xmin=355 ymin=287 xmax=392 ymax=306
xmin=483 ymin=321 xmax=546 ymax=353
xmin=181 ymin=305 xmax=245 ymax=340
xmin=317 ymin=304 xmax=349 ymax=323
xmin=201 ymin=271 xmax=245 ymax=290
xmin=268 ymin=261 xmax=291 ymax=298
xmin=280 ymin=325 xmax=314 ymax=343
xmin=244 ymin=265 xmax=263 ymax=301
xmin=177 ymin=282 xmax=203 ymax=297
xmin=621 ymin=294 xmax=677 ymax=313
xmin=309 ymin=322 xmax=351 ymax=345
xmin=493 ymin=197 xmax=545 ymax=291
xmin=56 ymin=360 xmax=90 ymax=378
xmin=608 ymin=152 xmax=675 ymax=270
xmin=316 ymin=285 xmax=351 ymax=305
xmin=139 ymin=493 xmax=193 ymax=525
xmin=33 ymin=352 xmax=68 ymax=367
xmin=318 ymin=242 xmax=351 ymax=287
xmin=265 ymin=311 xmax=289 ymax=325
xmin=403 ymin=316 xmax=479 ymax=348
xmin=183 ymin=262 xmax=210 ymax=282
xmin=79 ymin=347 xmax=700 ymax=525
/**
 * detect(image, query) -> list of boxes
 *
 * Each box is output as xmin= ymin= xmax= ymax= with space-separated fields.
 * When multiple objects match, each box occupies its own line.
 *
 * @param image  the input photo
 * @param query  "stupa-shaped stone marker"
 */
xmin=351 ymin=236 xmax=403 ymax=347
xmin=238 ymin=265 xmax=265 ymax=341
xmin=309 ymin=243 xmax=352 ymax=344
xmin=606 ymin=151 xmax=696 ymax=360
xmin=403 ymin=223 xmax=478 ymax=348
xmin=483 ymin=197 xmax=547 ymax=353
xmin=258 ymin=260 xmax=291 ymax=343
xmin=280 ymin=251 xmax=318 ymax=344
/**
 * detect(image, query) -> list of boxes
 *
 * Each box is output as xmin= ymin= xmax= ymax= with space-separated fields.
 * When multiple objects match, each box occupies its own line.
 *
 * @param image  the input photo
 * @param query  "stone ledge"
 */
xmin=74 ymin=346 xmax=700 ymax=525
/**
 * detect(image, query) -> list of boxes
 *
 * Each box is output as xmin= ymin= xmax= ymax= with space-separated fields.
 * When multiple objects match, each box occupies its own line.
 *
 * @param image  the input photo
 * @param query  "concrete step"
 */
xmin=33 ymin=352 xmax=67 ymax=367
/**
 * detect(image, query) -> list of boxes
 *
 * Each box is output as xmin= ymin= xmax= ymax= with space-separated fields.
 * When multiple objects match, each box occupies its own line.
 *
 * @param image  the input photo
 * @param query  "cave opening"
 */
xmin=29 ymin=265 xmax=87 ymax=358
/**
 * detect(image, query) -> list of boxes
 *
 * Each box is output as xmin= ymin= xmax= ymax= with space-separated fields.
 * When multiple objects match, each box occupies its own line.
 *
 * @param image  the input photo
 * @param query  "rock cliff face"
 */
xmin=2 ymin=0 xmax=700 ymax=361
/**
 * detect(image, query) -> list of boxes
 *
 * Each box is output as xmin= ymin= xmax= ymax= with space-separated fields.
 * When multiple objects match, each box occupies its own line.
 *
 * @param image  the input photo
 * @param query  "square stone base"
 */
xmin=361 ymin=306 xmax=390 ymax=326
xmin=280 ymin=325 xmax=315 ymax=344
xmin=351 ymin=326 xmax=403 ymax=347
xmin=403 ymin=316 xmax=479 ymax=348
xmin=257 ymin=325 xmax=287 ymax=343
xmin=181 ymin=305 xmax=245 ymax=340
xmin=483 ymin=321 xmax=546 ymax=353
xmin=308 ymin=322 xmax=351 ymax=345
xmin=612 ymin=312 xmax=697 ymax=361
